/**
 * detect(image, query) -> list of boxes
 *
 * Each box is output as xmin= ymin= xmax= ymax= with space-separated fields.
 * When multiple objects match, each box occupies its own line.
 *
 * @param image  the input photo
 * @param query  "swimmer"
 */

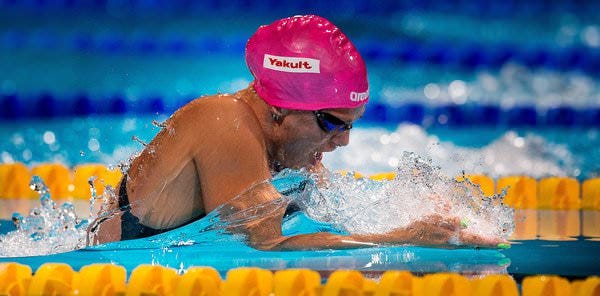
xmin=90 ymin=15 xmax=506 ymax=250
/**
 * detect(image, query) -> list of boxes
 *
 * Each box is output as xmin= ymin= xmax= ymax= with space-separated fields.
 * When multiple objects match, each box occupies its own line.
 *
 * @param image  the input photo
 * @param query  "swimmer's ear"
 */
xmin=270 ymin=107 xmax=287 ymax=124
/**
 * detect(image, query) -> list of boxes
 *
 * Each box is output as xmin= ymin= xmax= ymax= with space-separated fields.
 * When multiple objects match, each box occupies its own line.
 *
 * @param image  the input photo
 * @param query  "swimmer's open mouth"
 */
xmin=313 ymin=151 xmax=323 ymax=164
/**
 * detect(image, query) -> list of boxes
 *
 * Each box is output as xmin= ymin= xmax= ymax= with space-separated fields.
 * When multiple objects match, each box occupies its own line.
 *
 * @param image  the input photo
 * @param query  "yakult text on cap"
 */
xmin=263 ymin=54 xmax=320 ymax=73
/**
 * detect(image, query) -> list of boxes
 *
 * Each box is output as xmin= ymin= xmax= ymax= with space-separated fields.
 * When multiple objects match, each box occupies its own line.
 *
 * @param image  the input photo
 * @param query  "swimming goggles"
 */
xmin=313 ymin=110 xmax=353 ymax=133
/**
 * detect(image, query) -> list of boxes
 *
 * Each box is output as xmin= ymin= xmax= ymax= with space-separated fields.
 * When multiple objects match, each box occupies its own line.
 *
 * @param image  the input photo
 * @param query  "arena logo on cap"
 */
xmin=263 ymin=54 xmax=320 ymax=73
xmin=350 ymin=90 xmax=369 ymax=102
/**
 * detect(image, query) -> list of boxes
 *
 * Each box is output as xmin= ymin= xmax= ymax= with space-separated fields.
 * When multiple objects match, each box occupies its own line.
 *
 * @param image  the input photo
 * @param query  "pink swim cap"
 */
xmin=246 ymin=15 xmax=369 ymax=110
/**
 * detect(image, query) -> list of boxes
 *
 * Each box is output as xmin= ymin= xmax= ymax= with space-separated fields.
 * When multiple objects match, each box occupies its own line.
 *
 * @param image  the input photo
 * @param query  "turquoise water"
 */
xmin=2 ymin=2 xmax=600 ymax=280
xmin=0 ymin=173 xmax=508 ymax=276
xmin=4 ymin=50 xmax=600 ymax=111
xmin=0 ymin=173 xmax=598 ymax=279
xmin=0 ymin=115 xmax=597 ymax=178
xmin=2 ymin=114 xmax=598 ymax=278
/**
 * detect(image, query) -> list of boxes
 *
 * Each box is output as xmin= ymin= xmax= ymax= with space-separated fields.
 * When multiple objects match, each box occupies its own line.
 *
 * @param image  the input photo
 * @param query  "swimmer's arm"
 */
xmin=256 ymin=229 xmax=505 ymax=251
xmin=245 ymin=210 xmax=505 ymax=251
xmin=227 ymin=182 xmax=505 ymax=250
xmin=218 ymin=183 xmax=391 ymax=250
xmin=238 ymin=209 xmax=384 ymax=250
xmin=207 ymin=160 xmax=504 ymax=250
xmin=257 ymin=234 xmax=380 ymax=250
xmin=251 ymin=231 xmax=397 ymax=251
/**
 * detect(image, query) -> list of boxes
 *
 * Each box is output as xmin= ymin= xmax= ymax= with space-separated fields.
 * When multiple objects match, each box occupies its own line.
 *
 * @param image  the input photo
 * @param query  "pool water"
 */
xmin=1 ymin=110 xmax=599 ymax=279
xmin=1 ymin=175 xmax=599 ymax=279
xmin=1 ymin=0 xmax=600 ymax=282
xmin=1 ymin=115 xmax=597 ymax=178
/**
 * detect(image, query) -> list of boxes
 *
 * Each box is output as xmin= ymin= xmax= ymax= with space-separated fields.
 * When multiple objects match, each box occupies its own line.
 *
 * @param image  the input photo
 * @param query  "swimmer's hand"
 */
xmin=377 ymin=214 xmax=508 ymax=249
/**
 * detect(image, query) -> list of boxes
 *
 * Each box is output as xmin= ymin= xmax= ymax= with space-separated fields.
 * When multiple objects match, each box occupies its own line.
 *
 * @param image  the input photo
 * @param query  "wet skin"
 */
xmin=92 ymin=84 xmax=506 ymax=250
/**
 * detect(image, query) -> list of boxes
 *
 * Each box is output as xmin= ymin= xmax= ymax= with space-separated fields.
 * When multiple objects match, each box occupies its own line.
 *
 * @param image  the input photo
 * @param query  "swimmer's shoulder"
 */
xmin=167 ymin=93 xmax=262 ymax=138
xmin=194 ymin=93 xmax=254 ymax=111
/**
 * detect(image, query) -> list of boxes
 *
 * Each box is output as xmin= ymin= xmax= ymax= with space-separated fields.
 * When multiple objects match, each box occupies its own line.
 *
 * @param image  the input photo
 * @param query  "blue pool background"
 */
xmin=2 ymin=0 xmax=600 ymax=178
xmin=1 ymin=0 xmax=600 ymax=280
xmin=2 ymin=0 xmax=600 ymax=125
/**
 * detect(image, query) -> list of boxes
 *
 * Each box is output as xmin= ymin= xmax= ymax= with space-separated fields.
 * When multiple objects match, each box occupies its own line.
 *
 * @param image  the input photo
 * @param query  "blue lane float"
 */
xmin=505 ymin=106 xmax=538 ymax=127
xmin=2 ymin=29 xmax=600 ymax=75
xmin=0 ymin=94 xmax=22 ymax=120
xmin=1 ymin=0 xmax=599 ymax=18
xmin=545 ymin=106 xmax=577 ymax=127
xmin=2 ymin=92 xmax=599 ymax=127
xmin=473 ymin=104 xmax=502 ymax=126
xmin=580 ymin=108 xmax=600 ymax=126
xmin=389 ymin=103 xmax=426 ymax=125
xmin=73 ymin=94 xmax=95 ymax=116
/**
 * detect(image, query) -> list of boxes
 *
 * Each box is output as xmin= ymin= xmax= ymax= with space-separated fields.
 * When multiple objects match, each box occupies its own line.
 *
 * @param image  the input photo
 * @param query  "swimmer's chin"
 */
xmin=277 ymin=153 xmax=323 ymax=171
xmin=308 ymin=151 xmax=323 ymax=168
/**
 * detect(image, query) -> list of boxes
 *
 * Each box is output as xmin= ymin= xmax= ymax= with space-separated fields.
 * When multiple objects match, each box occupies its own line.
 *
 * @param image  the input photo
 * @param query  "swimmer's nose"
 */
xmin=331 ymin=129 xmax=350 ymax=147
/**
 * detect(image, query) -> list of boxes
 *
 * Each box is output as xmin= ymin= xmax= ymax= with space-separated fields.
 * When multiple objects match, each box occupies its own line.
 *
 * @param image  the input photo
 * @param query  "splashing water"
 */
xmin=131 ymin=135 xmax=148 ymax=147
xmin=0 ymin=176 xmax=89 ymax=257
xmin=151 ymin=120 xmax=167 ymax=128
xmin=1 ymin=152 xmax=514 ymax=257
xmin=324 ymin=124 xmax=576 ymax=177
xmin=298 ymin=152 xmax=514 ymax=243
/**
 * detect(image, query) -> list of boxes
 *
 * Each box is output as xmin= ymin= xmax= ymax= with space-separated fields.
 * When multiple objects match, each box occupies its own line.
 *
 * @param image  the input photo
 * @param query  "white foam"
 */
xmin=324 ymin=124 xmax=575 ymax=178
xmin=298 ymin=152 xmax=514 ymax=242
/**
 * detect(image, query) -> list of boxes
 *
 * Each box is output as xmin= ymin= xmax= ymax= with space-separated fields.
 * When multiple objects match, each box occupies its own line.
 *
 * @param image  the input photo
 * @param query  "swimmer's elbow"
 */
xmin=87 ymin=215 xmax=123 ymax=246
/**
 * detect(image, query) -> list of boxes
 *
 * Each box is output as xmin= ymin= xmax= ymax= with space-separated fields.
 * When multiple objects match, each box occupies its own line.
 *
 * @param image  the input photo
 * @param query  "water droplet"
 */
xmin=43 ymin=131 xmax=56 ymax=145
xmin=152 ymin=120 xmax=167 ymax=128
xmin=132 ymin=135 xmax=147 ymax=146
xmin=88 ymin=138 xmax=100 ymax=152
xmin=424 ymin=83 xmax=441 ymax=99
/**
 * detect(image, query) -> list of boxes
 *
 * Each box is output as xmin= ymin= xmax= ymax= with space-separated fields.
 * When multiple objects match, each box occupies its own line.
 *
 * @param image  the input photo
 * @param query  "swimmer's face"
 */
xmin=275 ymin=105 xmax=365 ymax=170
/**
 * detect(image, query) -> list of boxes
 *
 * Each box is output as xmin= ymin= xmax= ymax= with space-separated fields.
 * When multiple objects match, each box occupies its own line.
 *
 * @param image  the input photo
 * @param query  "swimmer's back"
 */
xmin=123 ymin=90 xmax=271 ymax=230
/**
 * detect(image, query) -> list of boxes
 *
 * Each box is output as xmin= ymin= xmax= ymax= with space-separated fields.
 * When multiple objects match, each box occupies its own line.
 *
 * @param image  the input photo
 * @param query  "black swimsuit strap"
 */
xmin=117 ymin=174 xmax=205 ymax=240
xmin=117 ymin=176 xmax=131 ymax=211
xmin=117 ymin=175 xmax=163 ymax=240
